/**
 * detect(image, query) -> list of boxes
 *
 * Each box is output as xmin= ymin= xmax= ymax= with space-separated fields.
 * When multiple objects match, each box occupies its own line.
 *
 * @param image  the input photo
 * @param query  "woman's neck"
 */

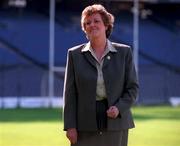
xmin=90 ymin=38 xmax=107 ymax=61
xmin=90 ymin=38 xmax=107 ymax=52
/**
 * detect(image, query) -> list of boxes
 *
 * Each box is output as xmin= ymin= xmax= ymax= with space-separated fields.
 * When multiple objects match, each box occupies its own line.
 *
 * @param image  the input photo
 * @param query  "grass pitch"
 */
xmin=0 ymin=106 xmax=180 ymax=146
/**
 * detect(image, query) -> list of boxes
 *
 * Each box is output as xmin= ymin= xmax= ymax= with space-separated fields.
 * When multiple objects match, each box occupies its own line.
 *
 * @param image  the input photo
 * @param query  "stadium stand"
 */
xmin=0 ymin=1 xmax=180 ymax=106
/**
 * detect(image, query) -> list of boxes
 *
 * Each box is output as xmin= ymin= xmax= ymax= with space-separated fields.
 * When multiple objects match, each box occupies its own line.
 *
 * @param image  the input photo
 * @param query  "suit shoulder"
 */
xmin=112 ymin=42 xmax=132 ymax=53
xmin=112 ymin=42 xmax=131 ymax=49
xmin=68 ymin=44 xmax=85 ymax=53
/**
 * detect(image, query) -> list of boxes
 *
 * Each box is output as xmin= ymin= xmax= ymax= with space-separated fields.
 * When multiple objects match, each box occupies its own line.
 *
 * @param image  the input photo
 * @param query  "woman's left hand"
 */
xmin=107 ymin=106 xmax=119 ymax=119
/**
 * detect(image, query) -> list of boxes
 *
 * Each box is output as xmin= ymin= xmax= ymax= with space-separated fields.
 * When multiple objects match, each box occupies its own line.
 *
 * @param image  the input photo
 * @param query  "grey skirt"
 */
xmin=71 ymin=130 xmax=128 ymax=146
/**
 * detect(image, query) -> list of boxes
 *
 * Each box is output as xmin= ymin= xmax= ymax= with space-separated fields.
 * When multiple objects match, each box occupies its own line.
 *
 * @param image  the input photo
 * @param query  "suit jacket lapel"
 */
xmin=103 ymin=52 xmax=113 ymax=68
xmin=83 ymin=52 xmax=97 ymax=69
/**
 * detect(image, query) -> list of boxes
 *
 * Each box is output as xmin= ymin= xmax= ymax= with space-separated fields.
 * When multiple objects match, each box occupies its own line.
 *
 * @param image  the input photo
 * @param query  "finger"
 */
xmin=71 ymin=138 xmax=76 ymax=144
xmin=66 ymin=128 xmax=78 ymax=143
xmin=69 ymin=135 xmax=77 ymax=144
xmin=107 ymin=112 xmax=115 ymax=118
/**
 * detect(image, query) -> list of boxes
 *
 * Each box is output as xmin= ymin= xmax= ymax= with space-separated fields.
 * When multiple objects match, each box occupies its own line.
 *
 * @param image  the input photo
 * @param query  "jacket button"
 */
xmin=107 ymin=56 xmax=111 ymax=60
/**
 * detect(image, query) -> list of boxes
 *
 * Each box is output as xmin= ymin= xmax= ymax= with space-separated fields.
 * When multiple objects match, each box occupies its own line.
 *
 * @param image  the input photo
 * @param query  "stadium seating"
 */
xmin=0 ymin=8 xmax=180 ymax=104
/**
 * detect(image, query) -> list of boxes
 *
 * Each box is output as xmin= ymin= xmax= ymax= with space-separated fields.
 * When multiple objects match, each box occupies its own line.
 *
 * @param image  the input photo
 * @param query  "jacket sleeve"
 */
xmin=63 ymin=50 xmax=77 ymax=130
xmin=115 ymin=47 xmax=139 ymax=117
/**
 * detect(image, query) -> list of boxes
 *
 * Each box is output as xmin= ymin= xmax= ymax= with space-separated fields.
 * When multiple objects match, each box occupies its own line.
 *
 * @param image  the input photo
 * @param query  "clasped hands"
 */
xmin=106 ymin=105 xmax=119 ymax=119
xmin=66 ymin=106 xmax=119 ymax=144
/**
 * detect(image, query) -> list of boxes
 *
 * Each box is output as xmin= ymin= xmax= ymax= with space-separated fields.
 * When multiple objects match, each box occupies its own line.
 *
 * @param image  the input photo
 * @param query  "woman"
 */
xmin=63 ymin=4 xmax=139 ymax=146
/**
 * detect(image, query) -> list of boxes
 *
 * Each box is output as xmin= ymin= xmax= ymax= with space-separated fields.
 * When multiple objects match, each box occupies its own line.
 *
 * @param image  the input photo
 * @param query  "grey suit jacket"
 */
xmin=63 ymin=41 xmax=139 ymax=131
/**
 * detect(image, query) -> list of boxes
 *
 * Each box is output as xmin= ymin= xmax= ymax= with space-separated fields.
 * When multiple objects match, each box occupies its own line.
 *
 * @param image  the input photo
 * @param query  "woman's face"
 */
xmin=83 ymin=13 xmax=107 ymax=40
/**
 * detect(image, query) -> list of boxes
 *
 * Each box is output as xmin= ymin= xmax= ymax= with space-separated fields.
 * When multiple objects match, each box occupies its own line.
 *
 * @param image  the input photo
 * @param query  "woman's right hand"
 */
xmin=66 ymin=128 xmax=78 ymax=144
xmin=107 ymin=106 xmax=119 ymax=119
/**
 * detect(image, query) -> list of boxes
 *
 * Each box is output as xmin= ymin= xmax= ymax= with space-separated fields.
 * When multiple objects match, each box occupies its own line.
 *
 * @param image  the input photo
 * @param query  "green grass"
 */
xmin=129 ymin=106 xmax=180 ymax=146
xmin=0 ymin=106 xmax=180 ymax=146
